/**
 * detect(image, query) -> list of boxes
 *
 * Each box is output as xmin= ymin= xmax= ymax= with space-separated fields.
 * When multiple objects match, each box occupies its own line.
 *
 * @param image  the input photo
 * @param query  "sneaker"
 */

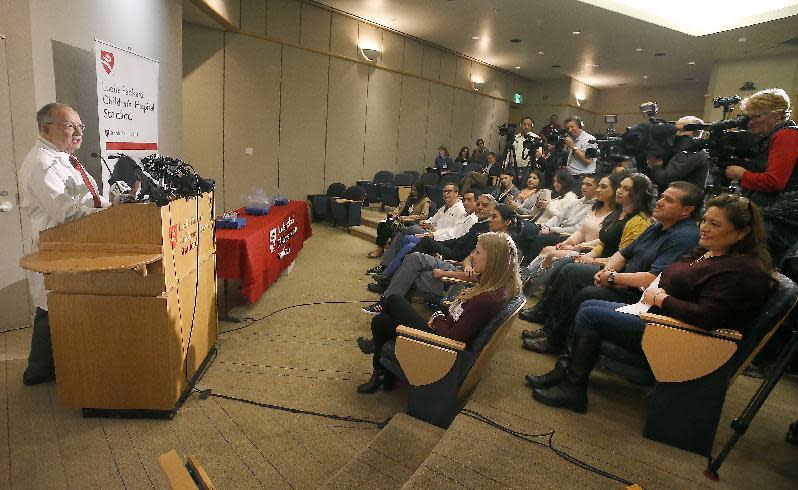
xmin=362 ymin=302 xmax=383 ymax=315
xmin=366 ymin=265 xmax=385 ymax=276
xmin=367 ymin=282 xmax=388 ymax=294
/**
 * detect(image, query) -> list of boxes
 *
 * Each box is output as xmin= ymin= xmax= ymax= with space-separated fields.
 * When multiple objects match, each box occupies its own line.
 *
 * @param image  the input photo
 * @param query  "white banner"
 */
xmin=95 ymin=39 xmax=159 ymax=197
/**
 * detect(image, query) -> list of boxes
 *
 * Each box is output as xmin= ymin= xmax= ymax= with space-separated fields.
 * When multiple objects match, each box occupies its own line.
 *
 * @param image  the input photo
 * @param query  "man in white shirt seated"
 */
xmin=18 ymin=103 xmax=112 ymax=386
xmin=517 ymin=174 xmax=599 ymax=262
xmin=367 ymin=185 xmax=478 ymax=277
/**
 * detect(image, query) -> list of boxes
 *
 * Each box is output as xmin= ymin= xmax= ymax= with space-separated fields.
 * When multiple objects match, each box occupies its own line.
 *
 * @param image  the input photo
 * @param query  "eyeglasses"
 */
xmin=443 ymin=189 xmax=457 ymax=194
xmin=45 ymin=121 xmax=86 ymax=132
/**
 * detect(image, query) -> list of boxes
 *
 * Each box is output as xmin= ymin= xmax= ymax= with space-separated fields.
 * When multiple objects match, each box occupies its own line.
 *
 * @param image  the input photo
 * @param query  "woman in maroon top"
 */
xmin=356 ymin=232 xmax=522 ymax=394
xmin=528 ymin=194 xmax=774 ymax=412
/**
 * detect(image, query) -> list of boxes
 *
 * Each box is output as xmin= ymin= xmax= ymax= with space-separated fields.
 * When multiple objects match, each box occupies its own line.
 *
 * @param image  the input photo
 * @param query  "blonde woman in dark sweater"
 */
xmin=357 ymin=232 xmax=522 ymax=393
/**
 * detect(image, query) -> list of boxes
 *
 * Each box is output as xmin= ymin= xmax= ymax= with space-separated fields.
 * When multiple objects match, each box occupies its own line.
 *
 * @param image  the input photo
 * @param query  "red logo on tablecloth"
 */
xmin=168 ymin=225 xmax=178 ymax=249
xmin=100 ymin=50 xmax=115 ymax=74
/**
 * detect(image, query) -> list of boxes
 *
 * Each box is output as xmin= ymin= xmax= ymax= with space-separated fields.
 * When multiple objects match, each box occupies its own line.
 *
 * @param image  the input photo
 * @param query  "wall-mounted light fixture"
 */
xmin=360 ymin=47 xmax=381 ymax=62
xmin=472 ymin=81 xmax=485 ymax=91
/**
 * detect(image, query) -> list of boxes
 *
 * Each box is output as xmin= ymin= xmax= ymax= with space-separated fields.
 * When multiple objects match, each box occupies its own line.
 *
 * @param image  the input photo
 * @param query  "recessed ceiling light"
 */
xmin=572 ymin=30 xmax=582 ymax=35
xmin=551 ymin=64 xmax=561 ymax=68
xmin=472 ymin=36 xmax=479 ymax=40
xmin=635 ymin=47 xmax=643 ymax=52
xmin=510 ymin=38 xmax=522 ymax=43
xmin=515 ymin=66 xmax=521 ymax=69
xmin=688 ymin=61 xmax=696 ymax=65
xmin=538 ymin=51 xmax=545 ymax=55
xmin=738 ymin=36 xmax=747 ymax=43
xmin=642 ymin=75 xmax=649 ymax=79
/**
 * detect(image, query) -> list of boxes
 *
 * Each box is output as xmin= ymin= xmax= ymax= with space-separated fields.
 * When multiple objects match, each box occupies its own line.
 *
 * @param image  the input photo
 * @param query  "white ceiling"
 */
xmin=313 ymin=0 xmax=798 ymax=89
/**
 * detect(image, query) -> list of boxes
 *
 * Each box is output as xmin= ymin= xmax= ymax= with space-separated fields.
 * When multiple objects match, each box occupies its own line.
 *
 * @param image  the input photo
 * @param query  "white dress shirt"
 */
xmin=18 ymin=137 xmax=111 ymax=309
xmin=427 ymin=200 xmax=476 ymax=241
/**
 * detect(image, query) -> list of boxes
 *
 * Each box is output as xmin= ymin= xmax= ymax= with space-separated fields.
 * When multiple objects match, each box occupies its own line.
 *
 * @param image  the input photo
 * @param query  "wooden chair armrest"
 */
xmin=334 ymin=198 xmax=353 ymax=204
xmin=515 ymin=213 xmax=536 ymax=220
xmin=396 ymin=325 xmax=466 ymax=351
xmin=640 ymin=313 xmax=742 ymax=341
xmin=441 ymin=276 xmax=476 ymax=285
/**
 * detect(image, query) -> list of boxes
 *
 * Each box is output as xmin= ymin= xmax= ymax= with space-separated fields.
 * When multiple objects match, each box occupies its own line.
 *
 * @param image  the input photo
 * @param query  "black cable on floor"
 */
xmin=460 ymin=408 xmax=633 ymax=486
xmin=218 ymin=299 xmax=379 ymax=334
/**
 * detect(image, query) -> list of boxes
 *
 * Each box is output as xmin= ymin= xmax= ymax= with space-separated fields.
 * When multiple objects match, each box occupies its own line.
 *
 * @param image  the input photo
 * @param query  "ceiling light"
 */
xmin=510 ymin=38 xmax=522 ymax=43
xmin=688 ymin=61 xmax=696 ymax=65
xmin=572 ymin=30 xmax=582 ymax=35
xmin=551 ymin=64 xmax=561 ymax=68
xmin=472 ymin=36 xmax=479 ymax=40
xmin=472 ymin=80 xmax=485 ymax=91
xmin=635 ymin=48 xmax=643 ymax=52
xmin=538 ymin=51 xmax=545 ymax=55
xmin=642 ymin=75 xmax=649 ymax=79
xmin=514 ymin=66 xmax=521 ymax=69
xmin=738 ymin=36 xmax=748 ymax=43
xmin=654 ymin=52 xmax=667 ymax=56
xmin=576 ymin=1 xmax=798 ymax=36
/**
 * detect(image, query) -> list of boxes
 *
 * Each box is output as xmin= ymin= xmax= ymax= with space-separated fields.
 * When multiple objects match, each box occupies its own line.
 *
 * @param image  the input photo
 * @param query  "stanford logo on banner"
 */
xmin=100 ymin=50 xmax=114 ymax=74
xmin=95 ymin=39 xmax=159 ymax=197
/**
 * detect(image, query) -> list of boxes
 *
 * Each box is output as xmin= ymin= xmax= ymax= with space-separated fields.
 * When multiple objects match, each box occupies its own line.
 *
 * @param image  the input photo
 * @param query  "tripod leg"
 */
xmin=705 ymin=329 xmax=798 ymax=480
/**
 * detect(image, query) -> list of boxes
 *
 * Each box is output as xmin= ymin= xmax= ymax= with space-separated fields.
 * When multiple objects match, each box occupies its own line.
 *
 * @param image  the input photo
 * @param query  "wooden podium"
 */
xmin=20 ymin=193 xmax=217 ymax=417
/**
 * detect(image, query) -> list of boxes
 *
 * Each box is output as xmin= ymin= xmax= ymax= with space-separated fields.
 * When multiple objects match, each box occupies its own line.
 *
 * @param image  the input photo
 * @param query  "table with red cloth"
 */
xmin=216 ymin=201 xmax=312 ymax=303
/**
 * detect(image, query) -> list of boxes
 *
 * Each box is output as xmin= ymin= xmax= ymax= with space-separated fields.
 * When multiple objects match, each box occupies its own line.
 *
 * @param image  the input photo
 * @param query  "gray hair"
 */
xmin=36 ymin=103 xmax=65 ymax=130
xmin=677 ymin=115 xmax=704 ymax=126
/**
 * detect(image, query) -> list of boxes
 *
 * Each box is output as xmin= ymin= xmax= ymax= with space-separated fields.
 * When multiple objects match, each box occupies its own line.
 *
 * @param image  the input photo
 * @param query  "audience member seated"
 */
xmin=368 ymin=181 xmax=431 ymax=258
xmin=509 ymin=169 xmax=550 ymax=217
xmin=470 ymin=138 xmax=488 ymax=165
xmin=524 ymin=173 xmax=621 ymax=292
xmin=362 ymin=201 xmax=519 ymax=313
xmin=355 ymin=232 xmax=522 ymax=393
xmin=521 ymin=181 xmax=702 ymax=354
xmin=518 ymin=173 xmax=599 ymax=262
xmin=428 ymin=145 xmax=454 ymax=175
xmin=460 ymin=152 xmax=502 ymax=193
xmin=530 ymin=170 xmax=577 ymax=225
xmin=492 ymin=171 xmax=520 ymax=205
xmin=520 ymin=173 xmax=655 ymax=338
xmin=368 ymin=187 xmax=478 ymax=279
xmin=454 ymin=146 xmax=470 ymax=169
xmin=527 ymin=194 xmax=774 ymax=412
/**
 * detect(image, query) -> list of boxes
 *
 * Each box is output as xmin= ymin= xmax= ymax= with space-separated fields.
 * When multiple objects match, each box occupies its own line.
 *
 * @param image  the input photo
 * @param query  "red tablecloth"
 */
xmin=216 ymin=201 xmax=312 ymax=303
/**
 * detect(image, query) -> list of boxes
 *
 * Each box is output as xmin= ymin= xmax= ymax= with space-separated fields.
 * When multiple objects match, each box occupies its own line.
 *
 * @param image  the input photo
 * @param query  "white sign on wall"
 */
xmin=94 ymin=39 xmax=159 ymax=197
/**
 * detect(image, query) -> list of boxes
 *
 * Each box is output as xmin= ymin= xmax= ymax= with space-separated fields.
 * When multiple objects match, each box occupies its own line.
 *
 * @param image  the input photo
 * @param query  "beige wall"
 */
xmin=704 ymin=55 xmax=798 ymax=122
xmin=594 ymin=83 xmax=707 ymax=131
xmin=183 ymin=0 xmax=528 ymax=207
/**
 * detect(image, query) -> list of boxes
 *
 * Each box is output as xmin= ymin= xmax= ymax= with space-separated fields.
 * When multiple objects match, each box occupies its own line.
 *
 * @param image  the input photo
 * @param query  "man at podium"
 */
xmin=17 ymin=103 xmax=111 ymax=386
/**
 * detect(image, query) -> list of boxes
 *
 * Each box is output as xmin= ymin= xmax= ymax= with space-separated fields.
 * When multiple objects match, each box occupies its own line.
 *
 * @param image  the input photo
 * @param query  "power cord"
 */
xmin=460 ymin=408 xmax=633 ymax=486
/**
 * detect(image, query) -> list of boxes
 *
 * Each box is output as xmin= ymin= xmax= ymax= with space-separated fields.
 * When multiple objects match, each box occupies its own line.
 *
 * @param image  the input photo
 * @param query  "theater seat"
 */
xmin=330 ymin=185 xmax=365 ymax=227
xmin=379 ymin=294 xmax=525 ymax=428
xmin=357 ymin=170 xmax=393 ymax=205
xmin=598 ymin=272 xmax=797 ymax=456
xmin=308 ymin=182 xmax=346 ymax=222
xmin=379 ymin=172 xmax=415 ymax=209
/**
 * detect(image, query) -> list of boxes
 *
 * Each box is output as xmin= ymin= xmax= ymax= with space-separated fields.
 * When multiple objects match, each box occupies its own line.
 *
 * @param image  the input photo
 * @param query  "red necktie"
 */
xmin=69 ymin=155 xmax=101 ymax=208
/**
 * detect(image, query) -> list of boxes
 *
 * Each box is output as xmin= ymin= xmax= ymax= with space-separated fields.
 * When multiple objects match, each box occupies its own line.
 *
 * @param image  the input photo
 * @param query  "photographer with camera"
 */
xmin=510 ymin=116 xmax=543 ymax=175
xmin=723 ymin=88 xmax=798 ymax=265
xmin=563 ymin=116 xmax=598 ymax=191
xmin=647 ymin=116 xmax=709 ymax=192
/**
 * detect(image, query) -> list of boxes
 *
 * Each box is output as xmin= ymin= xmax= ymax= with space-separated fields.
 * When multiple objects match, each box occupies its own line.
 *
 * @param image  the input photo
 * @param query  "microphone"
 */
xmin=91 ymin=152 xmax=130 ymax=196
xmin=90 ymin=152 xmax=114 ymax=181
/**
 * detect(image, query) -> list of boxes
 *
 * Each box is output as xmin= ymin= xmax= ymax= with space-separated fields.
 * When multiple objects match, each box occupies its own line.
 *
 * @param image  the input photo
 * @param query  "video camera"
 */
xmin=498 ymin=123 xmax=517 ymax=137
xmin=547 ymin=128 xmax=569 ymax=150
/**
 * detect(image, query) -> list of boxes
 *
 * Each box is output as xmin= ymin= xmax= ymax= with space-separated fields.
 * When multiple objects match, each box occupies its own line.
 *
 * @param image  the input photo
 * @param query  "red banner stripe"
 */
xmin=106 ymin=142 xmax=159 ymax=150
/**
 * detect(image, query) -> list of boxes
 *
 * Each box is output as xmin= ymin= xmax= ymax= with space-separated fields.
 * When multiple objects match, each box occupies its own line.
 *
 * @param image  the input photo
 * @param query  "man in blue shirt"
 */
xmin=521 ymin=181 xmax=704 ymax=354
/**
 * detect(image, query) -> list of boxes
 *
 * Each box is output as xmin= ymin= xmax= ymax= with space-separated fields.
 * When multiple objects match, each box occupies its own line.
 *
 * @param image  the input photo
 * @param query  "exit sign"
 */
xmin=513 ymin=93 xmax=523 ymax=104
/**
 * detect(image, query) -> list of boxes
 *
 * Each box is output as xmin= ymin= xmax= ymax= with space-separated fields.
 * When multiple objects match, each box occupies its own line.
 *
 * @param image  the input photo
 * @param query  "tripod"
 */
xmin=705 ymin=327 xmax=798 ymax=480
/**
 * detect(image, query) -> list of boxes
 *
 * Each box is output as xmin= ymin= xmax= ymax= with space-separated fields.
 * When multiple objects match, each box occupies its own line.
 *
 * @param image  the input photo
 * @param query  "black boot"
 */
xmin=357 ymin=370 xmax=388 ymax=394
xmin=357 ymin=336 xmax=375 ymax=354
xmin=532 ymin=332 xmax=600 ymax=413
xmin=525 ymin=355 xmax=569 ymax=389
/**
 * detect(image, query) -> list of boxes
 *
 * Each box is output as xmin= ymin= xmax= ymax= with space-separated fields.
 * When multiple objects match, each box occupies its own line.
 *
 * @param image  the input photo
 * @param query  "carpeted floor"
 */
xmin=1 ymin=221 xmax=796 ymax=488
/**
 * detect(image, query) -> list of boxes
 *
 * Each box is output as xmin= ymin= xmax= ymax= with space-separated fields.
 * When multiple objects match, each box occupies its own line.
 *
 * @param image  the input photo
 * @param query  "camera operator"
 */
xmin=535 ymin=141 xmax=568 ymax=188
xmin=724 ymin=88 xmax=798 ymax=264
xmin=563 ymin=116 xmax=598 ymax=192
xmin=646 ymin=116 xmax=709 ymax=192
xmin=510 ymin=116 xmax=543 ymax=175
xmin=540 ymin=114 xmax=562 ymax=143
